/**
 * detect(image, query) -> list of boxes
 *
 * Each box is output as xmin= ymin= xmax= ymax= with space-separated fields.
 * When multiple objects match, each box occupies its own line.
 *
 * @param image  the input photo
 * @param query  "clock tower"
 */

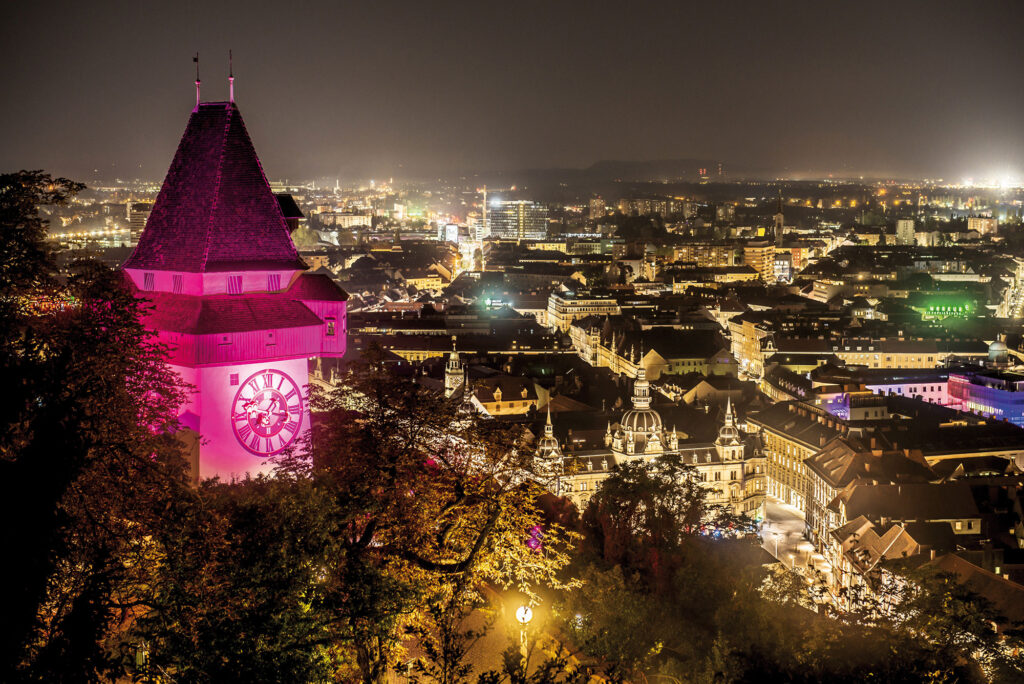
xmin=122 ymin=95 xmax=347 ymax=480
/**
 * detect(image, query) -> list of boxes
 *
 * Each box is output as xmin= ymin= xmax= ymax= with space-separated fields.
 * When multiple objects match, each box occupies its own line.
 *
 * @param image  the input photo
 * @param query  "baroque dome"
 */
xmin=616 ymin=365 xmax=664 ymax=438
xmin=620 ymin=408 xmax=663 ymax=434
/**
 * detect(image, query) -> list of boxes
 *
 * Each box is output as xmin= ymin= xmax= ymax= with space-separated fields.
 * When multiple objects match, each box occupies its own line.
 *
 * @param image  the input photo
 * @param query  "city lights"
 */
xmin=7 ymin=3 xmax=1024 ymax=682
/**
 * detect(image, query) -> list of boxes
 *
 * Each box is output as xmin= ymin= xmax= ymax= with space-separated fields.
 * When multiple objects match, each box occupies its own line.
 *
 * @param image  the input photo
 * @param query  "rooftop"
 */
xmin=124 ymin=102 xmax=305 ymax=273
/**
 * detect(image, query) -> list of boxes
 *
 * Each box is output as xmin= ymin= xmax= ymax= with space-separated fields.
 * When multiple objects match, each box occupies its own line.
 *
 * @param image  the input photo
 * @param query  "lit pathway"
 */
xmin=760 ymin=497 xmax=833 ymax=586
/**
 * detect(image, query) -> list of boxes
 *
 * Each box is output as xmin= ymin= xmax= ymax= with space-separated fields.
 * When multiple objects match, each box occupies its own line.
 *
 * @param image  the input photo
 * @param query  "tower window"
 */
xmin=326 ymin=317 xmax=336 ymax=336
xmin=143 ymin=272 xmax=155 ymax=291
xmin=172 ymin=274 xmax=183 ymax=293
xmin=227 ymin=275 xmax=243 ymax=295
xmin=267 ymin=273 xmax=281 ymax=291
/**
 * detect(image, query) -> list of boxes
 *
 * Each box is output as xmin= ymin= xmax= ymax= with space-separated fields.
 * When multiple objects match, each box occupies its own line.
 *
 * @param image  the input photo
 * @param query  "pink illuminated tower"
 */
xmin=122 ymin=91 xmax=347 ymax=481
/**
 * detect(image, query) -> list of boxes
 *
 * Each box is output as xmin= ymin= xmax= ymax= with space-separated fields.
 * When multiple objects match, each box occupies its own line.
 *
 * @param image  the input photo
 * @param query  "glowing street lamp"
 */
xmin=516 ymin=605 xmax=533 ymax=667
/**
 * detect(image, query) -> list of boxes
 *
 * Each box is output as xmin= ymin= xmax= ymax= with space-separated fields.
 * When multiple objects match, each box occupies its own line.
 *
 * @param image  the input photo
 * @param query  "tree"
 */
xmin=0 ymin=170 xmax=84 ymax=300
xmin=133 ymin=475 xmax=339 ymax=683
xmin=286 ymin=345 xmax=578 ymax=682
xmin=1 ymin=171 xmax=191 ymax=681
xmin=830 ymin=565 xmax=1024 ymax=682
xmin=581 ymin=453 xmax=753 ymax=584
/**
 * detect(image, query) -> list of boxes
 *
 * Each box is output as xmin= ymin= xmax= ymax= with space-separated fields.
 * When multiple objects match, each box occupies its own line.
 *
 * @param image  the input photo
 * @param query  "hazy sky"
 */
xmin=2 ymin=0 xmax=1023 ymax=182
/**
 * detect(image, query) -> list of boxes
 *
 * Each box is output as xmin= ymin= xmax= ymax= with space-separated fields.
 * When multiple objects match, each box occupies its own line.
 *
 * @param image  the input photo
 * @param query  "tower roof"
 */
xmin=124 ymin=102 xmax=305 ymax=273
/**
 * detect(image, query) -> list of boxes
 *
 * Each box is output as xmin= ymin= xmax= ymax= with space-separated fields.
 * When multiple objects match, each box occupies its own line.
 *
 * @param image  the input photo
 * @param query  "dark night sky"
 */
xmin=2 ymin=0 xmax=1023 ymax=182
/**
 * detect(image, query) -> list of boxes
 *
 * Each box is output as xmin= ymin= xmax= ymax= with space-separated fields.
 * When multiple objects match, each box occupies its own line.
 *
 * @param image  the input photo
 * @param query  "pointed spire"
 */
xmin=544 ymin=404 xmax=554 ymax=438
xmin=447 ymin=335 xmax=461 ymax=370
xmin=229 ymin=49 xmax=234 ymax=103
xmin=193 ymin=52 xmax=201 ymax=110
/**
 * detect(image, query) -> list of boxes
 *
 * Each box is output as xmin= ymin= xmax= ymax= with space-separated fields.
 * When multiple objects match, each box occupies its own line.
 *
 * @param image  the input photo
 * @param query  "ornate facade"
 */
xmin=542 ymin=367 xmax=766 ymax=517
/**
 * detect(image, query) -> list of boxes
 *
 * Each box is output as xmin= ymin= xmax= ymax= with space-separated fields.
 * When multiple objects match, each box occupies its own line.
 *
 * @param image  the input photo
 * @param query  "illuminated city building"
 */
xmin=671 ymin=241 xmax=740 ymax=268
xmin=966 ymin=216 xmax=998 ymax=236
xmin=545 ymin=291 xmax=621 ymax=332
xmin=895 ymin=218 xmax=916 ymax=245
xmin=488 ymin=199 xmax=548 ymax=240
xmin=122 ymin=95 xmax=347 ymax=480
xmin=552 ymin=370 xmax=765 ymax=516
xmin=948 ymin=369 xmax=1024 ymax=427
xmin=741 ymin=241 xmax=775 ymax=282
xmin=126 ymin=200 xmax=153 ymax=244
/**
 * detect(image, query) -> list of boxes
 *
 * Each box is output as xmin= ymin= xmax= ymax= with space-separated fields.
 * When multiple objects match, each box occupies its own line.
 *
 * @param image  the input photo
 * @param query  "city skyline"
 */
xmin=3 ymin=0 xmax=1024 ymax=183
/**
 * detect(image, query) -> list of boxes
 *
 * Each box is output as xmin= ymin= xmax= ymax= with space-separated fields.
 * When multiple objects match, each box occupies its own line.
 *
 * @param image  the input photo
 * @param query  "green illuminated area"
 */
xmin=911 ymin=297 xmax=975 ymax=319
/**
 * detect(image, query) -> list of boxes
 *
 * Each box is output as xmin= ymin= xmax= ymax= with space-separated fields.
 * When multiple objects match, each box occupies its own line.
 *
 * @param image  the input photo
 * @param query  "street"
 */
xmin=760 ymin=497 xmax=833 ymax=586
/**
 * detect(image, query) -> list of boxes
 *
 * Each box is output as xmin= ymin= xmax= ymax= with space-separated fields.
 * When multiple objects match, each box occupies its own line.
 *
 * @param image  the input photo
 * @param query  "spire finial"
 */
xmin=193 ymin=52 xmax=201 ymax=109
xmin=229 ymin=49 xmax=234 ymax=103
xmin=546 ymin=403 xmax=553 ymax=426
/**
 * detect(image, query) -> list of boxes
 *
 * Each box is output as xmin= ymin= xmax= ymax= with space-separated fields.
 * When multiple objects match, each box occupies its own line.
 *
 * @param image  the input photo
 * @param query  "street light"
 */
xmin=516 ymin=605 xmax=533 ymax=668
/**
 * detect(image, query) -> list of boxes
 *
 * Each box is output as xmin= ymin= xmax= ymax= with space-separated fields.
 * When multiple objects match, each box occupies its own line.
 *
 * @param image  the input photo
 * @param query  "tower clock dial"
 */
xmin=231 ymin=368 xmax=303 ymax=455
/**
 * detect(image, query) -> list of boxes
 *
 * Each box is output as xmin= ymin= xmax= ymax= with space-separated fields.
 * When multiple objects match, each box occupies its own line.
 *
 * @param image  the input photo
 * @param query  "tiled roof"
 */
xmin=287 ymin=272 xmax=349 ymax=301
xmin=842 ymin=482 xmax=980 ymax=521
xmin=747 ymin=402 xmax=841 ymax=449
xmin=927 ymin=554 xmax=1024 ymax=625
xmin=472 ymin=376 xmax=538 ymax=403
xmin=124 ymin=102 xmax=305 ymax=273
xmin=140 ymin=292 xmax=323 ymax=335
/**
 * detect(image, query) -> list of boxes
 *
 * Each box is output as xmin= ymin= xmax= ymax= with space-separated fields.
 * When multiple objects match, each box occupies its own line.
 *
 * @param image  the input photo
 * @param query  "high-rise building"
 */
xmin=488 ymin=199 xmax=548 ymax=240
xmin=122 ymin=98 xmax=348 ymax=481
xmin=126 ymin=201 xmax=153 ymax=244
xmin=742 ymin=241 xmax=775 ymax=282
xmin=967 ymin=216 xmax=998 ymax=236
xmin=895 ymin=219 xmax=916 ymax=245
xmin=590 ymin=196 xmax=606 ymax=219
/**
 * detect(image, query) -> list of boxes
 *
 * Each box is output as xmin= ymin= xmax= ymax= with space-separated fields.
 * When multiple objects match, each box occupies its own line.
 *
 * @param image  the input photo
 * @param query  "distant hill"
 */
xmin=582 ymin=158 xmax=724 ymax=181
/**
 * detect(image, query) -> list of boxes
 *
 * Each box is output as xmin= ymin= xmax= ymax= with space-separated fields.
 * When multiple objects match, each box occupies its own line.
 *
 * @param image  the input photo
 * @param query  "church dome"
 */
xmin=989 ymin=338 xmax=1009 ymax=365
xmin=616 ymin=365 xmax=664 ymax=439
xmin=620 ymin=408 xmax=663 ymax=434
xmin=717 ymin=423 xmax=741 ymax=444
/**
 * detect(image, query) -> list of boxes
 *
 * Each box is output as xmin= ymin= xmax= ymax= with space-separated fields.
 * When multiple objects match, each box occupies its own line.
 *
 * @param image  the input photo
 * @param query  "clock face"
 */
xmin=231 ymin=369 xmax=303 ymax=456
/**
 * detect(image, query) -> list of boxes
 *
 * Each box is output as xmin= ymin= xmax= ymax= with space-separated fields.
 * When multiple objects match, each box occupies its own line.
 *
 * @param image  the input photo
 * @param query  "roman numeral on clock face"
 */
xmin=232 ymin=369 xmax=302 ymax=455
